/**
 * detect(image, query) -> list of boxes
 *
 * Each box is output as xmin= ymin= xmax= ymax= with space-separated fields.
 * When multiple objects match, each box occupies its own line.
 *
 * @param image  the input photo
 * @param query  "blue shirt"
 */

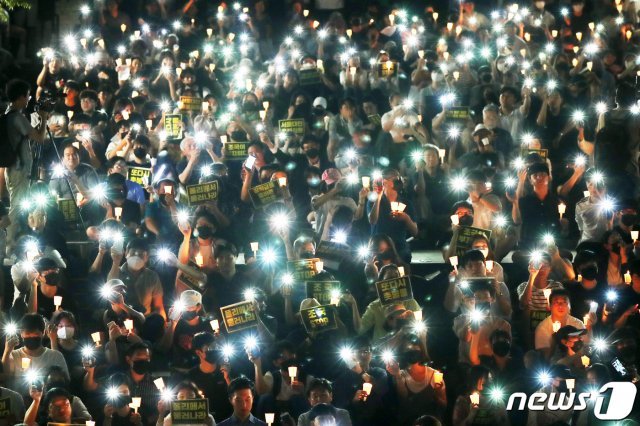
xmin=125 ymin=179 xmax=146 ymax=204
xmin=218 ymin=413 xmax=267 ymax=426
xmin=144 ymin=199 xmax=181 ymax=243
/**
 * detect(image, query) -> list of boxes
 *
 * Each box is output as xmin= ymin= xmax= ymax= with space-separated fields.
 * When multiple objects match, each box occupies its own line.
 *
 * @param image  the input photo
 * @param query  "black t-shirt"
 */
xmin=518 ymin=192 xmax=561 ymax=247
xmin=171 ymin=317 xmax=211 ymax=369
xmin=564 ymin=280 xmax=607 ymax=321
xmin=186 ymin=366 xmax=232 ymax=421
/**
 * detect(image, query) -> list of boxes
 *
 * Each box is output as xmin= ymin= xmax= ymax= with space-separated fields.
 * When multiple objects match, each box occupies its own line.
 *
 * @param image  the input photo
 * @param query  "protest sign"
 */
xmin=278 ymin=119 xmax=305 ymax=135
xmin=306 ymin=281 xmax=341 ymax=305
xmin=299 ymin=68 xmax=322 ymax=86
xmin=378 ymin=61 xmax=398 ymax=77
xmin=300 ymin=304 xmax=338 ymax=333
xmin=179 ymin=96 xmax=203 ymax=111
xmin=521 ymin=148 xmax=548 ymax=159
xmin=220 ymin=301 xmax=258 ymax=333
xmin=454 ymin=226 xmax=492 ymax=257
xmin=57 ymin=199 xmax=79 ymax=223
xmin=128 ymin=167 xmax=152 ymax=186
xmin=249 ymin=181 xmax=283 ymax=208
xmin=171 ymin=399 xmax=209 ymax=424
xmin=223 ymin=142 xmax=250 ymax=161
xmin=164 ymin=114 xmax=183 ymax=140
xmin=446 ymin=106 xmax=471 ymax=125
xmin=186 ymin=181 xmax=219 ymax=206
xmin=288 ymin=258 xmax=320 ymax=281
xmin=376 ymin=276 xmax=413 ymax=306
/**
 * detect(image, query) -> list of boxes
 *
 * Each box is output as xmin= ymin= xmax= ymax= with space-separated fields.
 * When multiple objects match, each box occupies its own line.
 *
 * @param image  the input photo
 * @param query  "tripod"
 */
xmin=29 ymin=125 xmax=87 ymax=229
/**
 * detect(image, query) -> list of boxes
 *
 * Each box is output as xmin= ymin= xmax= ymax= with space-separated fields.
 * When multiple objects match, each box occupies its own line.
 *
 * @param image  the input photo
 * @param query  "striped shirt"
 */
xmin=517 ymin=280 xmax=564 ymax=311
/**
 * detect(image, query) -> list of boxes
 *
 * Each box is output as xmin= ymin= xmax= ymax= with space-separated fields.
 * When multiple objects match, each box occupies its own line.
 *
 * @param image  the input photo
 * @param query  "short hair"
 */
xmin=61 ymin=141 xmax=80 ymax=155
xmin=126 ymin=238 xmax=150 ymax=253
xmin=69 ymin=113 xmax=92 ymax=126
xmin=339 ymin=97 xmax=357 ymax=109
xmin=490 ymin=329 xmax=511 ymax=343
xmin=214 ymin=242 xmax=238 ymax=258
xmin=80 ymin=89 xmax=99 ymax=103
xmin=271 ymin=340 xmax=295 ymax=359
xmin=108 ymin=372 xmax=132 ymax=388
xmin=192 ymin=332 xmax=216 ymax=351
xmin=227 ymin=376 xmax=254 ymax=397
xmin=43 ymin=387 xmax=72 ymax=407
xmin=125 ymin=342 xmax=150 ymax=358
xmin=20 ymin=314 xmax=45 ymax=333
xmin=452 ymin=200 xmax=474 ymax=215
xmin=482 ymin=103 xmax=499 ymax=114
xmin=107 ymin=172 xmax=127 ymax=188
xmin=133 ymin=134 xmax=151 ymax=147
xmin=175 ymin=380 xmax=201 ymax=397
xmin=6 ymin=79 xmax=30 ymax=102
xmin=307 ymin=378 xmax=333 ymax=397
xmin=51 ymin=311 xmax=78 ymax=330
xmin=106 ymin=156 xmax=127 ymax=170
xmin=466 ymin=169 xmax=486 ymax=183
xmin=549 ymin=288 xmax=571 ymax=305
xmin=500 ymin=85 xmax=519 ymax=99
xmin=460 ymin=249 xmax=486 ymax=269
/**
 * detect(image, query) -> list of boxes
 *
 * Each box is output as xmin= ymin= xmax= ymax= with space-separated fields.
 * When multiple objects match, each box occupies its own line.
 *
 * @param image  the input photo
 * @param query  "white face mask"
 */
xmin=535 ymin=1 xmax=545 ymax=9
xmin=57 ymin=326 xmax=75 ymax=340
xmin=479 ymin=248 xmax=489 ymax=259
xmin=127 ymin=255 xmax=145 ymax=271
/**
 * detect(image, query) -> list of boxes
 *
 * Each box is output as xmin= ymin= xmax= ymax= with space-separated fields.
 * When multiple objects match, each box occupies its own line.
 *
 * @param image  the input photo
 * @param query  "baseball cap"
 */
xmin=527 ymin=162 xmax=550 ymax=176
xmin=300 ymin=298 xmax=320 ymax=312
xmin=556 ymin=325 xmax=587 ymax=340
xmin=180 ymin=290 xmax=202 ymax=308
xmin=473 ymin=124 xmax=490 ymax=136
xmin=321 ymin=168 xmax=341 ymax=185
xmin=313 ymin=97 xmax=328 ymax=109
xmin=384 ymin=303 xmax=407 ymax=318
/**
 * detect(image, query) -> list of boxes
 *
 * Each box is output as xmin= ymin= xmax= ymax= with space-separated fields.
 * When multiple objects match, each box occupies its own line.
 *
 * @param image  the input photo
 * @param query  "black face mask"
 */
xmin=556 ymin=381 xmax=568 ymax=392
xmin=402 ymin=349 xmax=423 ymax=365
xmin=492 ymin=341 xmax=511 ymax=357
xmin=622 ymin=214 xmax=637 ymax=227
xmin=571 ymin=340 xmax=584 ymax=352
xmin=196 ymin=226 xmax=213 ymax=240
xmin=159 ymin=194 xmax=168 ymax=206
xmin=45 ymin=272 xmax=60 ymax=286
xmin=205 ymin=349 xmax=219 ymax=364
xmin=376 ymin=249 xmax=394 ymax=262
xmin=243 ymin=102 xmax=260 ymax=112
xmin=300 ymin=251 xmax=315 ymax=259
xmin=133 ymin=148 xmax=147 ymax=159
xmin=230 ymin=131 xmax=248 ymax=142
xmin=132 ymin=360 xmax=151 ymax=375
xmin=181 ymin=310 xmax=198 ymax=321
xmin=305 ymin=148 xmax=320 ymax=159
xmin=113 ymin=394 xmax=132 ymax=409
xmin=107 ymin=188 xmax=126 ymax=201
xmin=120 ymin=131 xmax=128 ymax=139
xmin=581 ymin=265 xmax=598 ymax=281
xmin=23 ymin=337 xmax=42 ymax=350
xmin=459 ymin=215 xmax=474 ymax=227
xmin=611 ymin=244 xmax=621 ymax=255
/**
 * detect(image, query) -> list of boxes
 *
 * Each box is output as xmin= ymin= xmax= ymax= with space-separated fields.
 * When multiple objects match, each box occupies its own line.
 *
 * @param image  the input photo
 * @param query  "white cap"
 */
xmin=313 ymin=97 xmax=328 ymax=109
xmin=180 ymin=290 xmax=202 ymax=308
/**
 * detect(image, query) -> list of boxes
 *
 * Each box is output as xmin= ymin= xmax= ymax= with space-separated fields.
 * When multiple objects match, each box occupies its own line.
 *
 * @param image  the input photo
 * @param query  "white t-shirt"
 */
xmin=263 ymin=371 xmax=314 ymax=401
xmin=534 ymin=315 xmax=585 ymax=350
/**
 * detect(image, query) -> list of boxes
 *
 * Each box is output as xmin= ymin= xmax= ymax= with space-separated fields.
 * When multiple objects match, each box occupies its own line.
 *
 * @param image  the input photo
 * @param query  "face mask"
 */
xmin=108 ymin=188 xmax=126 ymax=201
xmin=133 ymin=148 xmax=146 ymax=159
xmin=56 ymin=327 xmax=75 ymax=340
xmin=492 ymin=341 xmax=511 ymax=357
xmin=300 ymin=251 xmax=315 ymax=259
xmin=230 ymin=131 xmax=248 ymax=142
xmin=120 ymin=131 xmax=128 ymax=139
xmin=621 ymin=214 xmax=637 ymax=226
xmin=132 ymin=359 xmax=151 ymax=374
xmin=581 ymin=265 xmax=598 ymax=281
xmin=182 ymin=310 xmax=198 ymax=321
xmin=305 ymin=148 xmax=320 ymax=158
xmin=535 ymin=1 xmax=545 ymax=9
xmin=571 ymin=340 xmax=584 ymax=352
xmin=478 ymin=248 xmax=489 ymax=259
xmin=377 ymin=249 xmax=394 ymax=262
xmin=23 ymin=337 xmax=42 ymax=350
xmin=196 ymin=226 xmax=213 ymax=240
xmin=243 ymin=102 xmax=259 ymax=112
xmin=127 ymin=256 xmax=145 ymax=271
xmin=459 ymin=215 xmax=474 ymax=227
xmin=611 ymin=244 xmax=621 ymax=255
xmin=45 ymin=272 xmax=60 ymax=286
xmin=402 ymin=349 xmax=423 ymax=365
xmin=205 ymin=349 xmax=219 ymax=364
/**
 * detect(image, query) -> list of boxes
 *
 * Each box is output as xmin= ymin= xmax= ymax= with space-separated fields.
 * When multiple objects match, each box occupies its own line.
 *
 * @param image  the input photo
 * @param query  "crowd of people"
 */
xmin=0 ymin=0 xmax=640 ymax=424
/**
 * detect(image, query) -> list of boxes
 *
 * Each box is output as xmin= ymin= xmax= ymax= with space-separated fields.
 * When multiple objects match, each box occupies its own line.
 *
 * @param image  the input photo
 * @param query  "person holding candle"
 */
xmin=108 ymin=238 xmax=166 ymax=320
xmin=101 ymin=373 xmax=143 ymax=426
xmin=311 ymin=169 xmax=357 ymax=240
xmin=566 ymin=250 xmax=606 ymax=322
xmin=526 ymin=365 xmax=576 ymax=425
xmin=87 ymin=173 xmax=141 ymax=240
xmin=106 ymin=158 xmax=147 ymax=206
xmin=608 ymin=259 xmax=640 ymax=329
xmin=178 ymin=210 xmax=222 ymax=275
xmin=602 ymin=229 xmax=631 ymax=287
xmin=24 ymin=386 xmax=92 ymax=426
xmin=3 ymin=314 xmax=70 ymax=392
xmin=295 ymin=378 xmax=352 ymax=426
xmin=144 ymin=178 xmax=183 ymax=245
xmin=218 ymin=377 xmax=267 ymax=426
xmin=327 ymin=98 xmax=363 ymax=164
xmin=48 ymin=142 xmax=100 ymax=205
xmin=47 ymin=311 xmax=83 ymax=381
xmin=551 ymin=325 xmax=589 ymax=376
xmin=187 ymin=332 xmax=233 ymax=422
xmin=452 ymin=365 xmax=509 ymax=426
xmin=535 ymin=289 xmax=587 ymax=359
xmin=386 ymin=342 xmax=447 ymax=424
xmin=368 ymin=168 xmax=418 ymax=263
xmin=574 ymin=168 xmax=611 ymax=245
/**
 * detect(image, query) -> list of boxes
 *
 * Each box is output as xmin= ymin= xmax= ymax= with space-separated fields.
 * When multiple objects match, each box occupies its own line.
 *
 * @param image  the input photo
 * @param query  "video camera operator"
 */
xmin=3 ymin=79 xmax=51 ymax=257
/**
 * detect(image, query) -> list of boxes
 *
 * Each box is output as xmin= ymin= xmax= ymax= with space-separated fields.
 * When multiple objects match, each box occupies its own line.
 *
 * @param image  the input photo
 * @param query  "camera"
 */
xmin=34 ymin=95 xmax=57 ymax=113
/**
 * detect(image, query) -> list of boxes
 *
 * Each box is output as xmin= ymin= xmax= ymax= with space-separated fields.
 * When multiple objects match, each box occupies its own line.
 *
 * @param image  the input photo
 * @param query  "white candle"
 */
xmin=124 ymin=319 xmax=134 ymax=331
xmin=130 ymin=397 xmax=141 ymax=413
xmin=114 ymin=207 xmax=122 ymax=220
xmin=543 ymin=288 xmax=552 ymax=303
xmin=625 ymin=271 xmax=632 ymax=284
xmin=566 ymin=378 xmax=575 ymax=390
xmin=450 ymin=215 xmax=459 ymax=226
xmin=315 ymin=261 xmax=324 ymax=273
xmin=86 ymin=421 xmax=96 ymax=426
xmin=278 ymin=177 xmax=287 ymax=187
xmin=154 ymin=378 xmax=165 ymax=390
xmin=584 ymin=190 xmax=590 ymax=198
xmin=250 ymin=242 xmax=259 ymax=256
xmin=210 ymin=319 xmax=220 ymax=333
xmin=583 ymin=315 xmax=589 ymax=327
xmin=434 ymin=370 xmax=444 ymax=384
xmin=414 ymin=310 xmax=423 ymax=321
xmin=54 ymin=295 xmax=62 ymax=308
xmin=438 ymin=148 xmax=446 ymax=162
xmin=262 ymin=101 xmax=270 ymax=110
xmin=361 ymin=176 xmax=371 ymax=189
xmin=21 ymin=358 xmax=31 ymax=370
xmin=288 ymin=366 xmax=297 ymax=384
xmin=552 ymin=321 xmax=561 ymax=333
xmin=362 ymin=382 xmax=373 ymax=400
xmin=485 ymin=260 xmax=494 ymax=272
xmin=265 ymin=413 xmax=275 ymax=425
xmin=581 ymin=355 xmax=590 ymax=367
xmin=164 ymin=185 xmax=172 ymax=195
xmin=632 ymin=231 xmax=639 ymax=242
xmin=470 ymin=392 xmax=480 ymax=405
xmin=449 ymin=256 xmax=458 ymax=269
xmin=398 ymin=266 xmax=405 ymax=277
xmin=91 ymin=332 xmax=101 ymax=345
xmin=558 ymin=203 xmax=566 ymax=218
xmin=195 ymin=253 xmax=204 ymax=267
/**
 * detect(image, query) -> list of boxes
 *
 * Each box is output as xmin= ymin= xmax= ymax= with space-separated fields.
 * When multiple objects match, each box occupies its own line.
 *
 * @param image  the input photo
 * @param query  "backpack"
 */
xmin=0 ymin=110 xmax=20 ymax=168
